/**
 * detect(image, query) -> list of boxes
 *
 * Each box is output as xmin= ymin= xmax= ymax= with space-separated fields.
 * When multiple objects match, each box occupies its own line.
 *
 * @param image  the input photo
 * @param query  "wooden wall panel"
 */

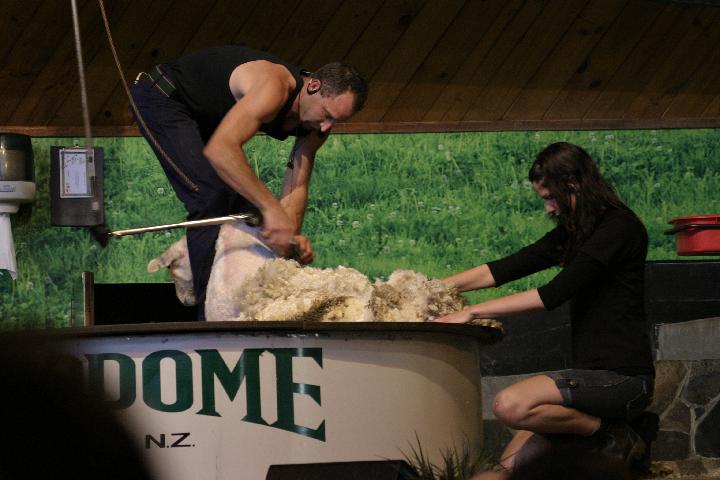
xmin=0 ymin=1 xmax=89 ymax=124
xmin=230 ymin=0 xmax=303 ymax=53
xmin=51 ymin=1 xmax=174 ymax=126
xmin=182 ymin=0 xmax=262 ymax=53
xmin=267 ymin=0 xmax=343 ymax=65
xmin=342 ymin=0 xmax=427 ymax=87
xmin=357 ymin=0 xmax=466 ymax=122
xmin=433 ymin=0 xmax=543 ymax=121
xmin=422 ymin=0 xmax=526 ymax=121
xmin=94 ymin=1 xmax=216 ymax=126
xmin=623 ymin=8 xmax=720 ymax=119
xmin=463 ymin=0 xmax=590 ymax=121
xmin=5 ymin=0 xmax=100 ymax=124
xmin=0 ymin=0 xmax=718 ymax=135
xmin=662 ymin=38 xmax=720 ymax=119
xmin=703 ymin=96 xmax=720 ymax=118
xmin=503 ymin=0 xmax=626 ymax=121
xmin=543 ymin=0 xmax=661 ymax=120
xmin=383 ymin=0 xmax=507 ymax=122
xmin=0 ymin=2 xmax=42 ymax=65
xmin=300 ymin=1 xmax=385 ymax=70
xmin=584 ymin=3 xmax=694 ymax=120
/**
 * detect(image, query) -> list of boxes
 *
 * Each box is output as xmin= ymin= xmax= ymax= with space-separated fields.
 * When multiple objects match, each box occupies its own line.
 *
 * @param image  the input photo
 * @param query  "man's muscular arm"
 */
xmin=276 ymin=132 xmax=327 ymax=265
xmin=280 ymin=131 xmax=327 ymax=231
xmin=203 ymin=63 xmax=296 ymax=258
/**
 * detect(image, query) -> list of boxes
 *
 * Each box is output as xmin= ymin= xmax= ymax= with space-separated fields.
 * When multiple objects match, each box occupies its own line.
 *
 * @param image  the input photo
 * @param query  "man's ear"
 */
xmin=307 ymin=79 xmax=321 ymax=95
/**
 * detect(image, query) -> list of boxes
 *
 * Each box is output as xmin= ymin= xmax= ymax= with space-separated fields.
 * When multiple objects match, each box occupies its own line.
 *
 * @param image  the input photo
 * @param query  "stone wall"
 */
xmin=480 ymin=317 xmax=720 ymax=474
xmin=651 ymin=360 xmax=720 ymax=461
xmin=649 ymin=317 xmax=720 ymax=475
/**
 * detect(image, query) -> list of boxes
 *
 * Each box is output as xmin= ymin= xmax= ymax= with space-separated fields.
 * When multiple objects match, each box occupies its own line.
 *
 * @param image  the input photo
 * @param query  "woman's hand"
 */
xmin=432 ymin=308 xmax=477 ymax=324
xmin=433 ymin=289 xmax=545 ymax=323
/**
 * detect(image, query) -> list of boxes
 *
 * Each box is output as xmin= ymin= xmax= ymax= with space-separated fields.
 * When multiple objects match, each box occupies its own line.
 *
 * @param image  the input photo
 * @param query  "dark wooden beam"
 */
xmin=4 ymin=118 xmax=719 ymax=138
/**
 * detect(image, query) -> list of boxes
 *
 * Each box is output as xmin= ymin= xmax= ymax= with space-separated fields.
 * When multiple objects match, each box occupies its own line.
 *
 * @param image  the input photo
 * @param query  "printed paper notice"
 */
xmin=60 ymin=149 xmax=91 ymax=198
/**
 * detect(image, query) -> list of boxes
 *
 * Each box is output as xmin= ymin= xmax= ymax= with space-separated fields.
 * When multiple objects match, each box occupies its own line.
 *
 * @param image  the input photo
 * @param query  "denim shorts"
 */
xmin=546 ymin=369 xmax=654 ymax=420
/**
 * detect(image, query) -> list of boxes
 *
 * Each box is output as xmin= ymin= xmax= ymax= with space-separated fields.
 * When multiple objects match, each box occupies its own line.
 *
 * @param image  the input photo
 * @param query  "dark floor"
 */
xmin=643 ymin=460 xmax=720 ymax=479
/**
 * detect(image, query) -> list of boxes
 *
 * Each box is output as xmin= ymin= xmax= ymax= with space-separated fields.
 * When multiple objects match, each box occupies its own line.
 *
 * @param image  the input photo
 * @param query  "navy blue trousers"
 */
xmin=131 ymin=74 xmax=255 ymax=319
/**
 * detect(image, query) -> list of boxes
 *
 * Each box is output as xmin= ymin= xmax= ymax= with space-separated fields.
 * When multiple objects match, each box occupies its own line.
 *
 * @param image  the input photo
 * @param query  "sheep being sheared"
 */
xmin=230 ymin=258 xmax=467 ymax=323
xmin=148 ymin=221 xmax=467 ymax=322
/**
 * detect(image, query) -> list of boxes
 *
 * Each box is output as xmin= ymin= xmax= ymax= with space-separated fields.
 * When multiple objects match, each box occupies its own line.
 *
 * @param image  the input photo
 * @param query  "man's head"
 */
xmin=298 ymin=62 xmax=368 ymax=133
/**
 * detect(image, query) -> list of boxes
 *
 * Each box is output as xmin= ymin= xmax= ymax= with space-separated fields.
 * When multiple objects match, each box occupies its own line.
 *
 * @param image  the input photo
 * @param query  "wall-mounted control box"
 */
xmin=50 ymin=146 xmax=104 ymax=226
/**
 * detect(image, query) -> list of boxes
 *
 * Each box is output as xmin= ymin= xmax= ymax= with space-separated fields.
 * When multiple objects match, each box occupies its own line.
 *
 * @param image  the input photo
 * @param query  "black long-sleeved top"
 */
xmin=487 ymin=208 xmax=654 ymax=376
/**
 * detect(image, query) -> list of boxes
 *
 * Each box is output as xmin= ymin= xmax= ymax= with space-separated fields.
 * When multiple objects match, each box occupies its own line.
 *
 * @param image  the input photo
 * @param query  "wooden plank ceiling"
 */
xmin=1 ymin=0 xmax=719 ymax=136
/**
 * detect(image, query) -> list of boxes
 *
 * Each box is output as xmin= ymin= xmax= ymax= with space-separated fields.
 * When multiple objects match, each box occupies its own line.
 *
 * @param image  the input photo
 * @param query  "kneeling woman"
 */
xmin=436 ymin=142 xmax=655 ymax=471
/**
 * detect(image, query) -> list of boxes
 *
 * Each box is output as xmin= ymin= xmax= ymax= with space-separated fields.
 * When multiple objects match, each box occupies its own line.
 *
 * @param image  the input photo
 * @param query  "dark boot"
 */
xmin=597 ymin=421 xmax=647 ymax=467
xmin=628 ymin=411 xmax=660 ymax=475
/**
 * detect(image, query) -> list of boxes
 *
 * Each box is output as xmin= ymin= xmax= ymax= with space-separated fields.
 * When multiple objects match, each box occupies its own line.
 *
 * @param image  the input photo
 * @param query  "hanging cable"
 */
xmin=70 ymin=0 xmax=92 ymax=149
xmin=96 ymin=0 xmax=199 ymax=192
xmin=70 ymin=0 xmax=102 ymax=215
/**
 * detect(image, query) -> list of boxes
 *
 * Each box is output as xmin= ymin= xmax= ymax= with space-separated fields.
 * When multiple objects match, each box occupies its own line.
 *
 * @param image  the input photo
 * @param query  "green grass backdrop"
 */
xmin=1 ymin=129 xmax=718 ymax=328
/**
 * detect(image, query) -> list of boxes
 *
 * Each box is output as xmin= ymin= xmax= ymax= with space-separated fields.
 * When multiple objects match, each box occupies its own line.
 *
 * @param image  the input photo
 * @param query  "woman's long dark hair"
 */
xmin=529 ymin=142 xmax=628 ymax=257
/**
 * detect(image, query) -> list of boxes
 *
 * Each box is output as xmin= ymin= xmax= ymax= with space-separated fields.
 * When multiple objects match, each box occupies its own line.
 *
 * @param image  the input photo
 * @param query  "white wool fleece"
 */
xmin=150 ymin=223 xmax=466 ymax=322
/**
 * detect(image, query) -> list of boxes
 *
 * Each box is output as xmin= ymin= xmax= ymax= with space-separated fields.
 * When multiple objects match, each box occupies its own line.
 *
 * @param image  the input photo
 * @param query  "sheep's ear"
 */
xmin=147 ymin=258 xmax=163 ymax=273
xmin=147 ymin=244 xmax=181 ymax=272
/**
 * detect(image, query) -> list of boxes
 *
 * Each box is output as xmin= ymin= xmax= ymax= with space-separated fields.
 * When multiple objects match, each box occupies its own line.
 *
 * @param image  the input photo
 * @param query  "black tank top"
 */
xmin=164 ymin=46 xmax=305 ymax=141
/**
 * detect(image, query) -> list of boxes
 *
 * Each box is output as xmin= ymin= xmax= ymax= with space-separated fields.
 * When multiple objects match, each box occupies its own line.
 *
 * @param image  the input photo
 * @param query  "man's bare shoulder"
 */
xmin=229 ymin=60 xmax=296 ymax=99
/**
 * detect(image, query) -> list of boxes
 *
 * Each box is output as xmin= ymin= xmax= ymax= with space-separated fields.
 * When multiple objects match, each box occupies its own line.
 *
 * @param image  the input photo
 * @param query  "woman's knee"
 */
xmin=493 ymin=388 xmax=529 ymax=427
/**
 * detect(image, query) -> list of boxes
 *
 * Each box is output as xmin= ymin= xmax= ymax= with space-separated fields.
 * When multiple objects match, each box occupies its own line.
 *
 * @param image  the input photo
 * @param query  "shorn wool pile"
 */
xmin=148 ymin=222 xmax=467 ymax=322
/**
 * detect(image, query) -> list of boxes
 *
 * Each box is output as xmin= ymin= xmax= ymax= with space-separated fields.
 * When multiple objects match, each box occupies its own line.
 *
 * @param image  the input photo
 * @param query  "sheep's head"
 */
xmin=147 ymin=236 xmax=197 ymax=306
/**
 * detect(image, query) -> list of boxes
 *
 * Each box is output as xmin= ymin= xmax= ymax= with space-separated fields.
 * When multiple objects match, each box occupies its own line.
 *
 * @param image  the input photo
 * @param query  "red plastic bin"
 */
xmin=665 ymin=215 xmax=720 ymax=256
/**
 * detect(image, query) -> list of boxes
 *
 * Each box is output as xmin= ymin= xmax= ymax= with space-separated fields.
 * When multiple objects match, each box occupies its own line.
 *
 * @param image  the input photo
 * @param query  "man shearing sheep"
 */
xmin=131 ymin=45 xmax=368 ymax=319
